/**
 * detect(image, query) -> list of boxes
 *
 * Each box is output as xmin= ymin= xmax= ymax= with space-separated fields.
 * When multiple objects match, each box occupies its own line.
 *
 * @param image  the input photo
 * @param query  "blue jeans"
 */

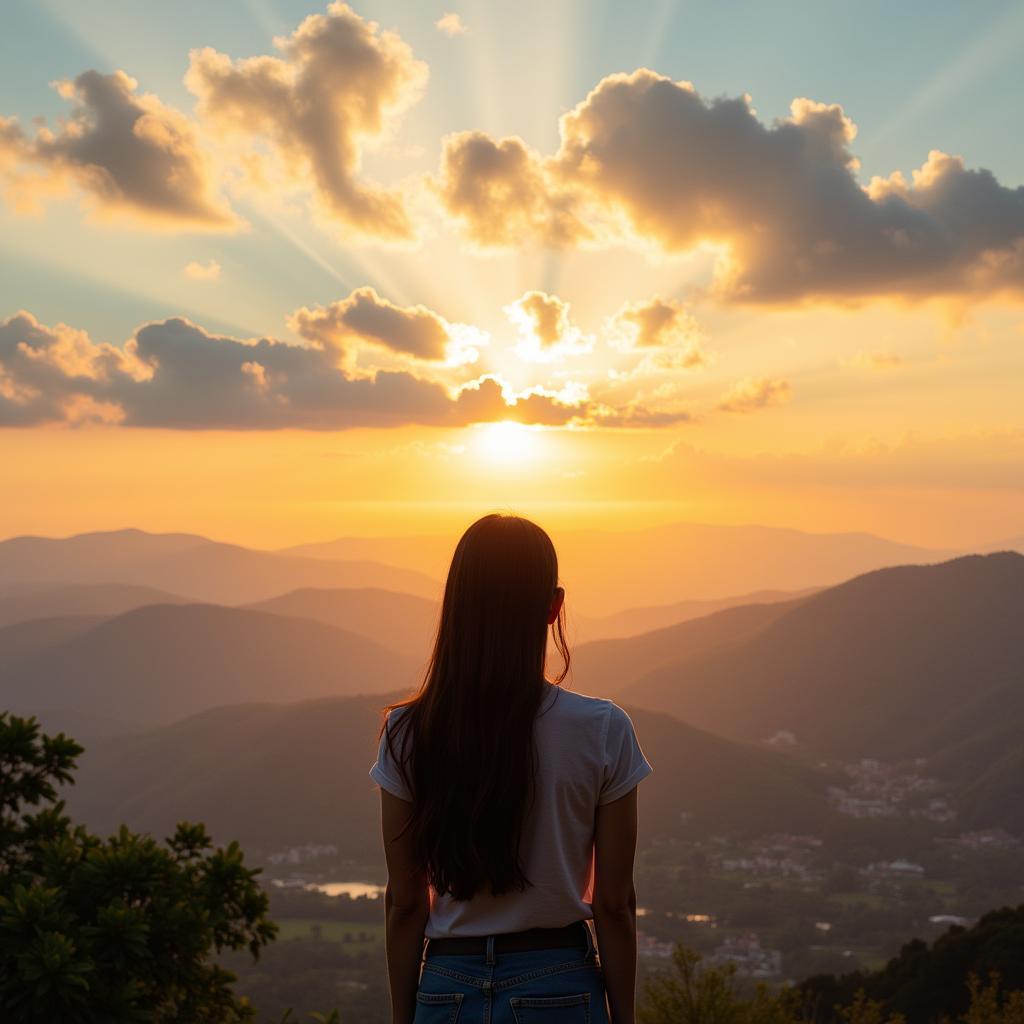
xmin=414 ymin=924 xmax=609 ymax=1024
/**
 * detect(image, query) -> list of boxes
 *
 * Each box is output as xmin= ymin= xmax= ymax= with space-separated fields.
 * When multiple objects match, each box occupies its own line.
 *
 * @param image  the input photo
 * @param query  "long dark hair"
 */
xmin=383 ymin=513 xmax=570 ymax=900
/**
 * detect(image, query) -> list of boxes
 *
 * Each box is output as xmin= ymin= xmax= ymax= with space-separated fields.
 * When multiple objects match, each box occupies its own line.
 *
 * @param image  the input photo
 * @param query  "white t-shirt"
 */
xmin=369 ymin=683 xmax=653 ymax=938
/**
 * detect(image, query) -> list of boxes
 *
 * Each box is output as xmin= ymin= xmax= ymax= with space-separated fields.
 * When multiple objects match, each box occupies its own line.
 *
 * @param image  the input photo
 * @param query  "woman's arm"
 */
xmin=592 ymin=786 xmax=640 ymax=1024
xmin=380 ymin=788 xmax=430 ymax=1024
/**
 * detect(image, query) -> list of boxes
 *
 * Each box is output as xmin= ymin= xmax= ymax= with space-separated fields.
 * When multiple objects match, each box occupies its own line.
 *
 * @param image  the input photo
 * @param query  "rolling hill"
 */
xmin=64 ymin=694 xmax=835 ymax=858
xmin=621 ymin=553 xmax=1024 ymax=763
xmin=1 ymin=604 xmax=421 ymax=728
xmin=0 ymin=528 xmax=208 ymax=582
xmin=247 ymin=587 xmax=439 ymax=662
xmin=570 ymin=598 xmax=806 ymax=698
xmin=0 ymin=582 xmax=189 ymax=629
xmin=0 ymin=529 xmax=441 ymax=605
xmin=0 ymin=614 xmax=106 ymax=668
xmin=573 ymin=587 xmax=818 ymax=641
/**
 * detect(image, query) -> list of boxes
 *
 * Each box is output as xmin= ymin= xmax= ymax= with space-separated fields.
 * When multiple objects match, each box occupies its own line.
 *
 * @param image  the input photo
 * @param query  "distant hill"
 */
xmin=573 ymin=587 xmax=818 ymax=641
xmin=282 ymin=523 xmax=946 ymax=616
xmin=622 ymin=553 xmax=1024 ymax=764
xmin=0 ymin=528 xmax=440 ymax=604
xmin=930 ymin=720 xmax=1024 ymax=834
xmin=0 ymin=614 xmax=105 ymax=668
xmin=64 ymin=694 xmax=834 ymax=857
xmin=0 ymin=528 xmax=208 ymax=580
xmin=0 ymin=582 xmax=188 ymax=629
xmin=1 ymin=604 xmax=420 ymax=728
xmin=0 ymin=581 xmax=68 ymax=599
xmin=570 ymin=599 xmax=804 ymax=698
xmin=247 ymin=588 xmax=438 ymax=662
xmin=283 ymin=534 xmax=451 ymax=579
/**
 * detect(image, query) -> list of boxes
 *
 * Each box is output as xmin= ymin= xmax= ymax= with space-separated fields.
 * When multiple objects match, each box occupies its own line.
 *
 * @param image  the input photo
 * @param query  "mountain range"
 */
xmin=617 ymin=552 xmax=1024 ymax=764
xmin=1 ymin=603 xmax=419 ymax=729
xmin=4 ymin=527 xmax=1024 ymax=840
xmin=281 ymin=522 xmax=949 ymax=615
xmin=64 ymin=695 xmax=835 ymax=858
xmin=0 ymin=529 xmax=440 ymax=604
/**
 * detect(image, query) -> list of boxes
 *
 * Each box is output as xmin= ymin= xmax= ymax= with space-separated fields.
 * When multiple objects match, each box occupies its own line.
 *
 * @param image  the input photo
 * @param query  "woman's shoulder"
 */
xmin=543 ymin=685 xmax=629 ymax=729
xmin=382 ymin=702 xmax=414 ymax=738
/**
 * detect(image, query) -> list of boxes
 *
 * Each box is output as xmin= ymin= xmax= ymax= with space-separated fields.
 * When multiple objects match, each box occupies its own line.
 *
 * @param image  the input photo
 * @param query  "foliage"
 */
xmin=800 ymin=906 xmax=1024 ymax=1023
xmin=639 ymin=945 xmax=801 ymax=1024
xmin=638 ymin=945 xmax=1024 ymax=1024
xmin=0 ymin=712 xmax=277 ymax=1023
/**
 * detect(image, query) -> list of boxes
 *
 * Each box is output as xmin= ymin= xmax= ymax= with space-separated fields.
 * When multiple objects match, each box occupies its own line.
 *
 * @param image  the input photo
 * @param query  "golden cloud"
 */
xmin=436 ymin=69 xmax=1024 ymax=303
xmin=0 ymin=71 xmax=237 ymax=229
xmin=186 ymin=2 xmax=427 ymax=240
xmin=504 ymin=290 xmax=593 ymax=362
xmin=610 ymin=296 xmax=705 ymax=368
xmin=435 ymin=13 xmax=468 ymax=36
xmin=0 ymin=306 xmax=698 ymax=431
xmin=289 ymin=286 xmax=457 ymax=366
xmin=435 ymin=132 xmax=587 ymax=247
xmin=717 ymin=377 xmax=792 ymax=414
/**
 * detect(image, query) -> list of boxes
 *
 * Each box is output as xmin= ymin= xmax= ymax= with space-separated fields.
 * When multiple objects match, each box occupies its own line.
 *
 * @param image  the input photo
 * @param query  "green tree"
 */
xmin=639 ymin=945 xmax=799 ymax=1024
xmin=0 ymin=712 xmax=277 ymax=1022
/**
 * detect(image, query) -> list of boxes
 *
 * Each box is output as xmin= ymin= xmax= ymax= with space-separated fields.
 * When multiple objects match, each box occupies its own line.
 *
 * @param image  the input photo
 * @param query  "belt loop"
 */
xmin=582 ymin=920 xmax=597 ymax=961
xmin=485 ymin=934 xmax=496 ymax=966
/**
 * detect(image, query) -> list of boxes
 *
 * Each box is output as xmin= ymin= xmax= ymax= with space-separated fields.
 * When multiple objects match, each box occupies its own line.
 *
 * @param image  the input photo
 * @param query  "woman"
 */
xmin=370 ymin=513 xmax=652 ymax=1023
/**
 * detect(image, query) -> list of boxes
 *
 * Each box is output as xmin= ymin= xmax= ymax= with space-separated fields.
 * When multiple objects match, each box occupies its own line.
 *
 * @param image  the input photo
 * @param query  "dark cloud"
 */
xmin=289 ymin=287 xmax=452 ymax=362
xmin=186 ymin=2 xmax=426 ymax=240
xmin=437 ymin=70 xmax=1024 ymax=303
xmin=0 ymin=71 xmax=236 ymax=229
xmin=0 ymin=312 xmax=579 ymax=430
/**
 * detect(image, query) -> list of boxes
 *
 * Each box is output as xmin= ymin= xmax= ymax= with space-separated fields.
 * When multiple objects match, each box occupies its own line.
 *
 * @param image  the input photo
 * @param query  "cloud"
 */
xmin=0 ymin=310 xmax=583 ymax=430
xmin=453 ymin=375 xmax=583 ymax=426
xmin=435 ymin=13 xmax=467 ymax=36
xmin=0 ymin=311 xmax=148 ymax=426
xmin=504 ymin=290 xmax=592 ymax=362
xmin=0 ymin=71 xmax=237 ymax=229
xmin=436 ymin=69 xmax=1024 ymax=303
xmin=434 ymin=132 xmax=587 ymax=247
xmin=0 ymin=116 xmax=22 ymax=170
xmin=0 ymin=309 xmax=694 ymax=431
xmin=288 ymin=286 xmax=458 ymax=364
xmin=849 ymin=350 xmax=905 ymax=371
xmin=184 ymin=259 xmax=221 ymax=281
xmin=610 ymin=296 xmax=705 ymax=368
xmin=590 ymin=404 xmax=694 ymax=428
xmin=186 ymin=2 xmax=426 ymax=240
xmin=717 ymin=376 xmax=792 ymax=413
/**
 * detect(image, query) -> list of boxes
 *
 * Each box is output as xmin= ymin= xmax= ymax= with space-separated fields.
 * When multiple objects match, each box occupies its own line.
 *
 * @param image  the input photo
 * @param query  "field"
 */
xmin=274 ymin=918 xmax=384 ymax=949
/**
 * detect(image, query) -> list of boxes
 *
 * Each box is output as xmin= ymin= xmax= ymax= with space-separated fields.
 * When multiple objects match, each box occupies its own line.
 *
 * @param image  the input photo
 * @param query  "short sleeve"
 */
xmin=369 ymin=709 xmax=413 ymax=801
xmin=599 ymin=703 xmax=653 ymax=805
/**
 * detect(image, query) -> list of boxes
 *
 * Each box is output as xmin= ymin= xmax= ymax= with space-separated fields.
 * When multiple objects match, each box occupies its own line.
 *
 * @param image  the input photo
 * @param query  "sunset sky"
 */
xmin=1 ymin=0 xmax=1023 ymax=548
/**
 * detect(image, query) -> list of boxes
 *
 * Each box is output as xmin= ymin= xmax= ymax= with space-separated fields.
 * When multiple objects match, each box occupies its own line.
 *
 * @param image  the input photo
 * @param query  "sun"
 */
xmin=473 ymin=421 xmax=541 ymax=464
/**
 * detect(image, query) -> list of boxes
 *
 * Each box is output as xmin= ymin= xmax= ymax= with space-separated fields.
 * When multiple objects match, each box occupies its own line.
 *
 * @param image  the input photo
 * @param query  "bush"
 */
xmin=0 ymin=712 xmax=277 ymax=1022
